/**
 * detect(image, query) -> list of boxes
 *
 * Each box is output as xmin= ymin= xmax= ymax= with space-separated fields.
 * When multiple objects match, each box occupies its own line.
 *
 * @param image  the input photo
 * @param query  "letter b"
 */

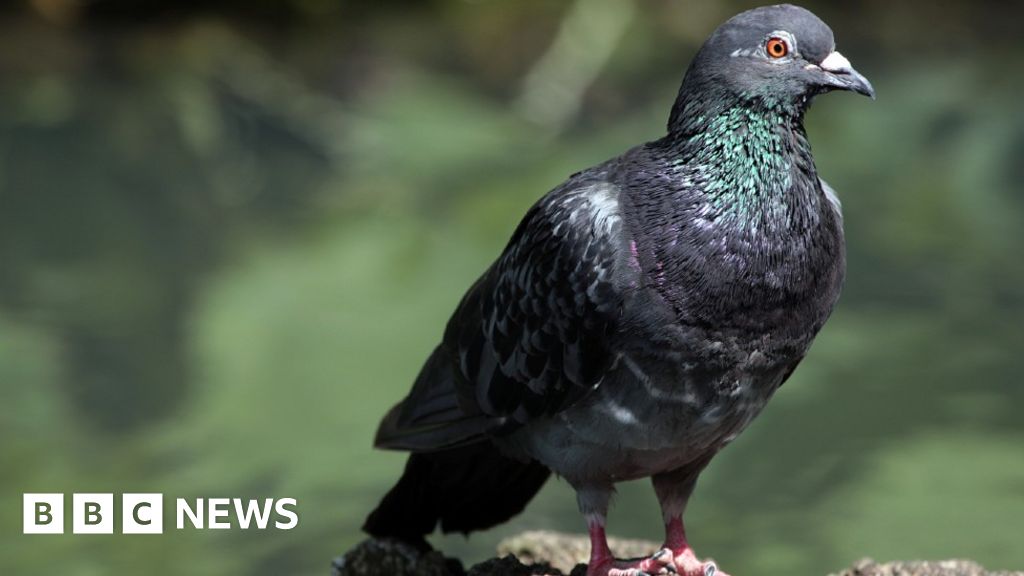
xmin=73 ymin=493 xmax=113 ymax=534
xmin=23 ymin=494 xmax=63 ymax=534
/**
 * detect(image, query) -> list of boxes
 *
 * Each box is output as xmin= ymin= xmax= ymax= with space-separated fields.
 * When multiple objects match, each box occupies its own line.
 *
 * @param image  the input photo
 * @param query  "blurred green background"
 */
xmin=1 ymin=0 xmax=1022 ymax=574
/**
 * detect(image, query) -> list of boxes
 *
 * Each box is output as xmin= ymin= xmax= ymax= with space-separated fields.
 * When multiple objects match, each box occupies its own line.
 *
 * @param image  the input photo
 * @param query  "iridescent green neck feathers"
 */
xmin=670 ymin=104 xmax=814 ymax=228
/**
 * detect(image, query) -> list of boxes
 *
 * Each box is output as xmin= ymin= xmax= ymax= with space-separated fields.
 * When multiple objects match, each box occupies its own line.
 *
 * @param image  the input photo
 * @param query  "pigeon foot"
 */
xmin=661 ymin=547 xmax=726 ymax=576
xmin=586 ymin=549 xmax=676 ymax=576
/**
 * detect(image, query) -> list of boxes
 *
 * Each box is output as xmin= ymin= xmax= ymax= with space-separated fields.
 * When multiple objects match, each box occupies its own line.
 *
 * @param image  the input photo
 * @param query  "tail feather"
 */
xmin=363 ymin=441 xmax=550 ymax=542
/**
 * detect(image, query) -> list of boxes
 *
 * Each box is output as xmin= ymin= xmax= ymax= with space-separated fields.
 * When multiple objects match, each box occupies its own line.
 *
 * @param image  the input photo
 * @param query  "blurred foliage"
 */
xmin=1 ymin=1 xmax=1022 ymax=575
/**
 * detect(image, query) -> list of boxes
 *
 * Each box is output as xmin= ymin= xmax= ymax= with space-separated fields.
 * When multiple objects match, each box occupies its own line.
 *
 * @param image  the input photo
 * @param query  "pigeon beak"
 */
xmin=818 ymin=50 xmax=875 ymax=99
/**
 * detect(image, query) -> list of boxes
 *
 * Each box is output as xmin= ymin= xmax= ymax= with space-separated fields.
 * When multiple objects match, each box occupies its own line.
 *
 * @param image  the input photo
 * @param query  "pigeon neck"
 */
xmin=663 ymin=101 xmax=817 ymax=225
xmin=668 ymin=80 xmax=810 ymax=134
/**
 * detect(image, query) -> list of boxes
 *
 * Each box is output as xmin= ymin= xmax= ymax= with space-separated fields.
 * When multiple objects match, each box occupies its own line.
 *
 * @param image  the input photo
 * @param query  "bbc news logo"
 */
xmin=23 ymin=493 xmax=298 ymax=534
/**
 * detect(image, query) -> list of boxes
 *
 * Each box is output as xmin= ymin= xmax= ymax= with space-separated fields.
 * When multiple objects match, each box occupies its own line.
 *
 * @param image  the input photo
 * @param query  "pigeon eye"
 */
xmin=766 ymin=37 xmax=789 ymax=58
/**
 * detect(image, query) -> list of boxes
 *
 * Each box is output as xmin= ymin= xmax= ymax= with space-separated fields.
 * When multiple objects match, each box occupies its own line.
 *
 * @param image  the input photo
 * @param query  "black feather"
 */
xmin=362 ymin=442 xmax=550 ymax=541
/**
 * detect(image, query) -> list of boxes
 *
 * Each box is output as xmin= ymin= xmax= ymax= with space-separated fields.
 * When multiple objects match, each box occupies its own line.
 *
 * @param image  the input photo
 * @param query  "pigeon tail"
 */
xmin=362 ymin=441 xmax=550 ymax=542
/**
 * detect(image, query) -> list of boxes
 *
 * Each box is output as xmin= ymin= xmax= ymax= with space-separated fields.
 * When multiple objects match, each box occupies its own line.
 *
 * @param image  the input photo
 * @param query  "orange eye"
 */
xmin=766 ymin=37 xmax=789 ymax=58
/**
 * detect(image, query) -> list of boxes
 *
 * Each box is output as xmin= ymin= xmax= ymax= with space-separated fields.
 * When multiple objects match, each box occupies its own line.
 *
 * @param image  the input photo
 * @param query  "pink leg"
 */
xmin=656 ymin=517 xmax=726 ymax=576
xmin=650 ymin=462 xmax=726 ymax=576
xmin=585 ymin=517 xmax=674 ymax=576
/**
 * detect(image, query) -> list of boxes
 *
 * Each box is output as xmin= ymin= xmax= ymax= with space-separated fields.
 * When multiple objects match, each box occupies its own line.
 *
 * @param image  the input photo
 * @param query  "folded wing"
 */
xmin=375 ymin=179 xmax=632 ymax=451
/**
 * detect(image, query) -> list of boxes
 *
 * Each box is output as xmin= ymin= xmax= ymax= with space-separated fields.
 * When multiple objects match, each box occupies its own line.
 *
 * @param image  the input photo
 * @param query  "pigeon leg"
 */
xmin=651 ymin=466 xmax=728 ymax=576
xmin=654 ymin=516 xmax=727 ymax=576
xmin=585 ymin=516 xmax=674 ymax=576
xmin=578 ymin=486 xmax=673 ymax=576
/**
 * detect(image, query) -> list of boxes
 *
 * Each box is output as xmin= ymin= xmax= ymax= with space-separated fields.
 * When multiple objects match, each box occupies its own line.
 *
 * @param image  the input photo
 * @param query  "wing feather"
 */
xmin=375 ymin=177 xmax=634 ymax=451
xmin=447 ymin=179 xmax=630 ymax=425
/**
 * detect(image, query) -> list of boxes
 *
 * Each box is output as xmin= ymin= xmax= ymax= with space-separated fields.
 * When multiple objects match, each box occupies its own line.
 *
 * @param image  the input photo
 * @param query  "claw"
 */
xmin=703 ymin=562 xmax=716 ymax=576
xmin=651 ymin=549 xmax=671 ymax=562
xmin=664 ymin=564 xmax=677 ymax=574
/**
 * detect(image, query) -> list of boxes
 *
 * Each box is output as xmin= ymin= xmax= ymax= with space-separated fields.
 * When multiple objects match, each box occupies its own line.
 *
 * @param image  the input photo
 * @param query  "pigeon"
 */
xmin=363 ymin=5 xmax=874 ymax=576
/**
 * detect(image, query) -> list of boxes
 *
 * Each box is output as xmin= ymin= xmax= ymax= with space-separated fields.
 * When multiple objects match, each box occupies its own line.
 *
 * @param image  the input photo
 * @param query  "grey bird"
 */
xmin=363 ymin=5 xmax=874 ymax=576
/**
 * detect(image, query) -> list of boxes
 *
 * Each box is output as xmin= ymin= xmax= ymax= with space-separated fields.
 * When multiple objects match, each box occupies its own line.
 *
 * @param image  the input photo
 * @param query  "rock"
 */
xmin=332 ymin=533 xmax=1023 ymax=576
xmin=497 ymin=530 xmax=659 ymax=574
xmin=331 ymin=538 xmax=463 ymax=576
xmin=466 ymin=555 xmax=559 ymax=576
xmin=828 ymin=558 xmax=1024 ymax=576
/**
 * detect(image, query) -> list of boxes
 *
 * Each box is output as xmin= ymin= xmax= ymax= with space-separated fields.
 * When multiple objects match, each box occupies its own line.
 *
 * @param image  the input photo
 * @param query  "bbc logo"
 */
xmin=24 ymin=493 xmax=298 ymax=534
xmin=23 ymin=493 xmax=163 ymax=534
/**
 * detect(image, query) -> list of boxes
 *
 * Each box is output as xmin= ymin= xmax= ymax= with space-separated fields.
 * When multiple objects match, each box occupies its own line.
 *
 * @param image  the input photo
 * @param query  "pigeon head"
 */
xmin=671 ymin=4 xmax=874 ymax=128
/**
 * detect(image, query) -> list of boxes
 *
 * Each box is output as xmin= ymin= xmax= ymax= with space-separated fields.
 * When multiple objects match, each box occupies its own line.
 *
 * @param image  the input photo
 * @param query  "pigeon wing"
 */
xmin=450 ymin=180 xmax=629 ymax=426
xmin=374 ymin=177 xmax=632 ymax=451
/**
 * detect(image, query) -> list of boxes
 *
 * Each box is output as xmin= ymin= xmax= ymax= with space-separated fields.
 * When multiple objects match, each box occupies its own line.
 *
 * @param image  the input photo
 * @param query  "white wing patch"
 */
xmin=559 ymin=183 xmax=622 ymax=237
xmin=819 ymin=177 xmax=843 ymax=221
